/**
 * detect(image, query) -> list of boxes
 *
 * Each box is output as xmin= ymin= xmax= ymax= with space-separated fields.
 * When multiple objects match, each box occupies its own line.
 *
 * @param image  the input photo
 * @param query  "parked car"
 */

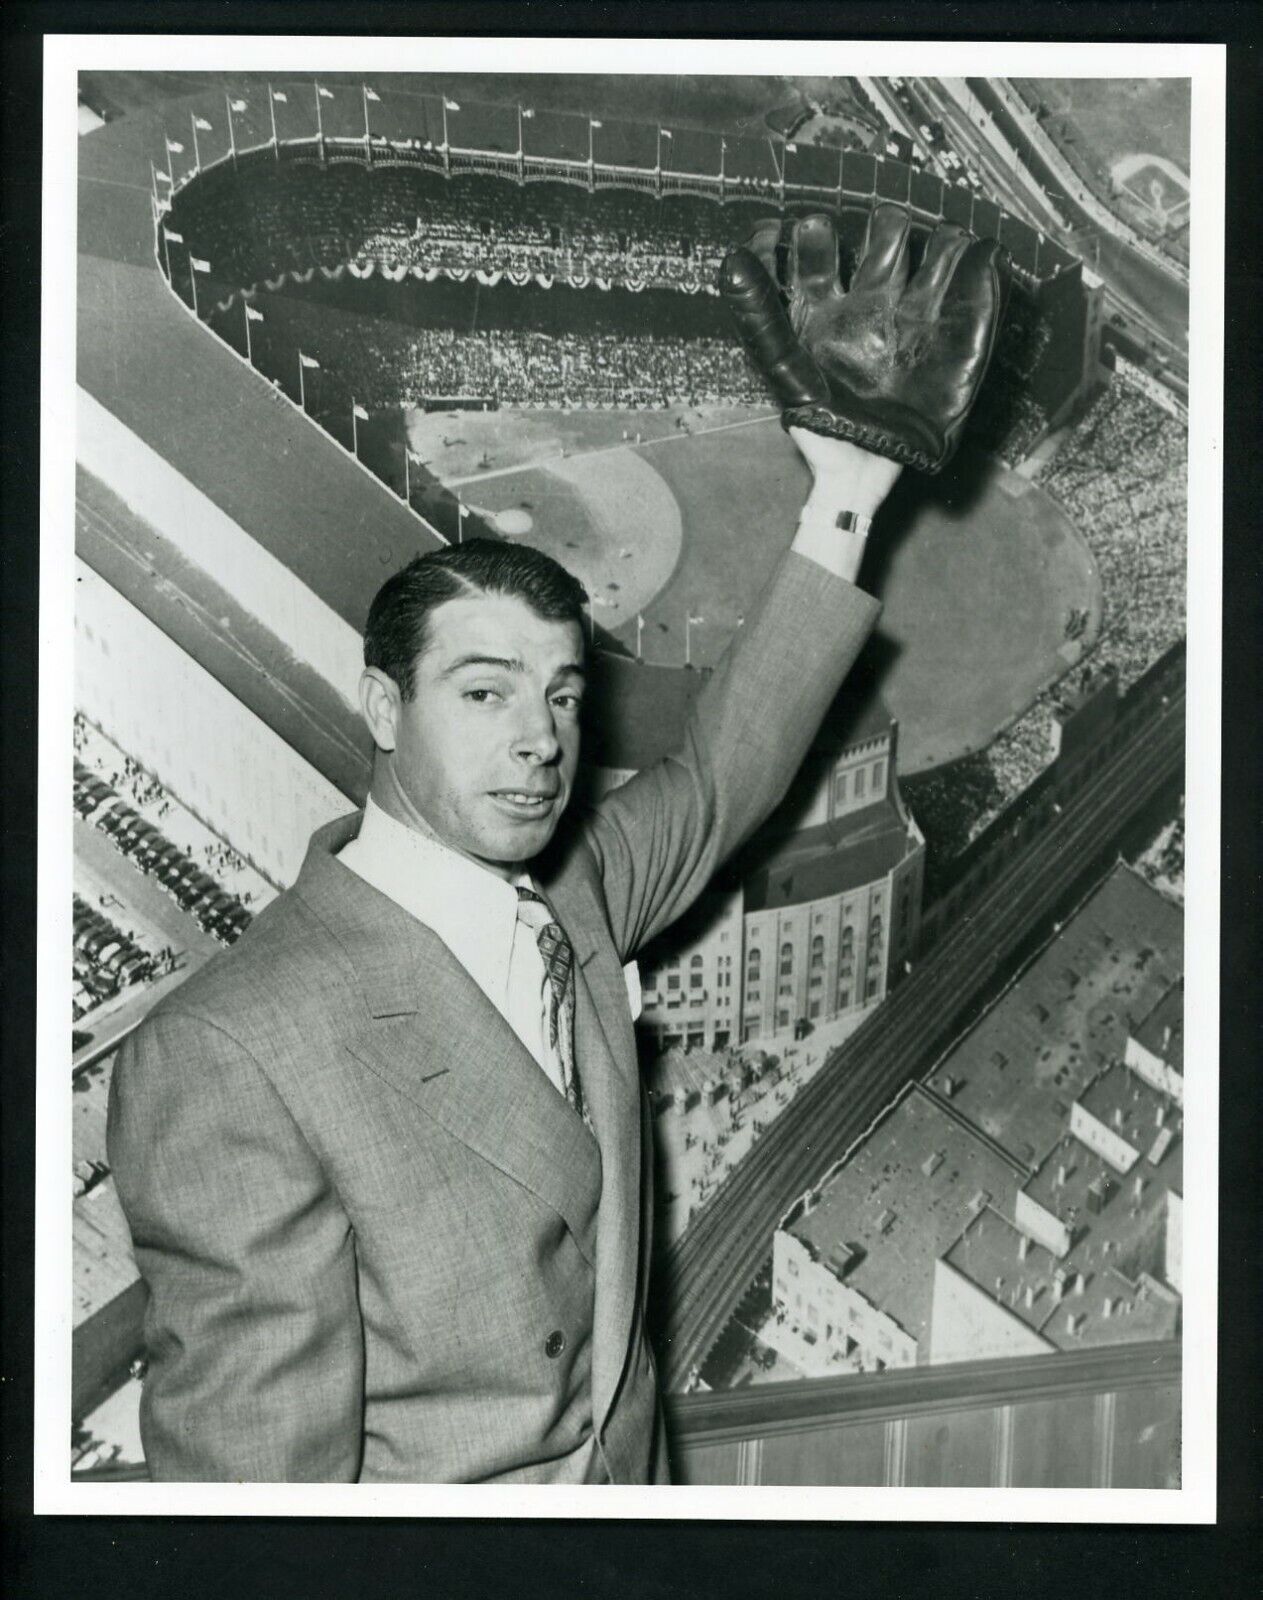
xmin=97 ymin=803 xmax=134 ymax=837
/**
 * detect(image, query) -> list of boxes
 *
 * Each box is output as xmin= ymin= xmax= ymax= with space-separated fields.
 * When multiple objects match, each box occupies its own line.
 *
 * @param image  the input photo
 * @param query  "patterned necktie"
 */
xmin=515 ymin=887 xmax=589 ymax=1126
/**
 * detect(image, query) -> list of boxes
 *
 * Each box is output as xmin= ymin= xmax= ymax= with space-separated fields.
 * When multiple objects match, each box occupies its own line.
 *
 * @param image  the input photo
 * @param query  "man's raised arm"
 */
xmin=583 ymin=205 xmax=1004 ymax=960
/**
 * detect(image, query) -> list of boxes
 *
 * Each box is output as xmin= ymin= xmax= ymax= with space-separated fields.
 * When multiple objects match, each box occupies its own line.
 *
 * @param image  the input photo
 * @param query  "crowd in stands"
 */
xmin=969 ymin=293 xmax=1054 ymax=464
xmin=1040 ymin=380 xmax=1186 ymax=691
xmin=968 ymin=378 xmax=1185 ymax=840
xmin=305 ymin=318 xmax=768 ymax=412
xmin=178 ymin=163 xmax=781 ymax=299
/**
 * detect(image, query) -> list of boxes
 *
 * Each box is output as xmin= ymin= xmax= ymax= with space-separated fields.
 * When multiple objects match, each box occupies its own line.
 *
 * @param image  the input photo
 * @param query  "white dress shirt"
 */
xmin=337 ymin=797 xmax=565 ymax=1096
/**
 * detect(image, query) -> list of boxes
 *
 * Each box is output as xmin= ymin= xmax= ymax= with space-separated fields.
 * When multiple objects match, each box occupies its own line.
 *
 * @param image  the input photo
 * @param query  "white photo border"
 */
xmin=36 ymin=31 xmax=1225 ymax=1522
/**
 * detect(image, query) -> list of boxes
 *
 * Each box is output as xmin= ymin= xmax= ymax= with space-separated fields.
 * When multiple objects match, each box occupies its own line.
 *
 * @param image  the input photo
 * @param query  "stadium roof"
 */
xmin=743 ymin=799 xmax=913 ymax=913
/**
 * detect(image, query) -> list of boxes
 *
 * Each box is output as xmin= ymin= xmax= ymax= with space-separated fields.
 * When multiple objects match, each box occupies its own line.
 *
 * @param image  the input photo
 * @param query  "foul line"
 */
xmin=444 ymin=409 xmax=781 ymax=489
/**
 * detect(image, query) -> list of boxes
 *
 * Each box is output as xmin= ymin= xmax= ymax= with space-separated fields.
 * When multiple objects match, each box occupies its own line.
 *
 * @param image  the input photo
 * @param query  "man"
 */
xmin=107 ymin=207 xmax=1002 ymax=1482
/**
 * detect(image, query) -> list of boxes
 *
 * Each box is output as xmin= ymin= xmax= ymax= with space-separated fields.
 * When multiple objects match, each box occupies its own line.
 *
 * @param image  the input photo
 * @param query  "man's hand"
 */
xmin=720 ymin=205 xmax=1006 ymax=474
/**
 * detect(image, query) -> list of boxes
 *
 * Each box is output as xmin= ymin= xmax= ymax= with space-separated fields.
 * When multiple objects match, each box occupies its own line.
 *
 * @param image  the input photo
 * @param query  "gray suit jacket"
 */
xmin=107 ymin=550 xmax=880 ymax=1482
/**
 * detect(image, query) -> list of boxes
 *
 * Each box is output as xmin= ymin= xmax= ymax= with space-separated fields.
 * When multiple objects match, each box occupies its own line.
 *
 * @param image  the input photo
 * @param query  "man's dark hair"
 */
xmin=363 ymin=538 xmax=589 ymax=699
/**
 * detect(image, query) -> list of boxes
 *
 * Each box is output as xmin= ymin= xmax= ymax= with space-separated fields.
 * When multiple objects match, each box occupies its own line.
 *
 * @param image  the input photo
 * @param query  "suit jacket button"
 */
xmin=545 ymin=1330 xmax=566 ymax=1359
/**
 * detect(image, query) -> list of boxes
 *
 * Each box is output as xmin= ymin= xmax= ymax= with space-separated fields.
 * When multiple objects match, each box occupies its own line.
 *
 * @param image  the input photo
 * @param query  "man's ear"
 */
xmin=360 ymin=667 xmax=402 ymax=753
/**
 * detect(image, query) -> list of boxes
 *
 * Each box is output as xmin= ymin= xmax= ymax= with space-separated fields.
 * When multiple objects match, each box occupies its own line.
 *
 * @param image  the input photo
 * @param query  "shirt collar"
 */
xmin=337 ymin=796 xmax=532 ymax=1011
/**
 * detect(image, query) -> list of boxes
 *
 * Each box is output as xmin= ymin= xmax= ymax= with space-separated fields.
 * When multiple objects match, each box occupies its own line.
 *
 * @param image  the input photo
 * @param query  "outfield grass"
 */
xmin=435 ymin=409 xmax=1101 ymax=777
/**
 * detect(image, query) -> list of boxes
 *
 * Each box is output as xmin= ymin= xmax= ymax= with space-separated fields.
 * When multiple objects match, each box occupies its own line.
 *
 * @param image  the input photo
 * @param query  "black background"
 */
xmin=3 ymin=3 xmax=1259 ymax=1596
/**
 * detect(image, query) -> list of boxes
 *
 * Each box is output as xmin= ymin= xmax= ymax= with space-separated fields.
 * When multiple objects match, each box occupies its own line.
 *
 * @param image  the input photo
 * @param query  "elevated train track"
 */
xmin=654 ymin=656 xmax=1185 ymax=1389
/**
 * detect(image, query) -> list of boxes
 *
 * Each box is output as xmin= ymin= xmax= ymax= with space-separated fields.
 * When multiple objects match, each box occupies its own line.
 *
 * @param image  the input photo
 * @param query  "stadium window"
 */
xmin=838 ymin=989 xmax=850 ymax=1009
xmin=690 ymin=972 xmax=703 ymax=990
xmin=778 ymin=1010 xmax=790 ymax=1029
xmin=854 ymin=767 xmax=866 ymax=799
xmin=834 ymin=772 xmax=848 ymax=806
xmin=810 ymin=935 xmax=824 ymax=969
xmin=747 ymin=948 xmax=761 ymax=978
xmin=809 ymin=999 xmax=821 ymax=1018
xmin=866 ymin=977 xmax=880 ymax=1000
xmin=872 ymin=760 xmax=885 ymax=790
xmin=779 ymin=941 xmax=793 ymax=976
xmin=667 ymin=974 xmax=680 ymax=991
xmin=841 ymin=926 xmax=854 ymax=953
xmin=690 ymin=954 xmax=704 ymax=968
xmin=810 ymin=972 xmax=822 ymax=989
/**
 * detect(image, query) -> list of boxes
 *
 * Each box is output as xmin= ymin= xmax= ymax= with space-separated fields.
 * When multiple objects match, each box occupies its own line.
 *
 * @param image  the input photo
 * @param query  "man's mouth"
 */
xmin=490 ymin=789 xmax=558 ymax=816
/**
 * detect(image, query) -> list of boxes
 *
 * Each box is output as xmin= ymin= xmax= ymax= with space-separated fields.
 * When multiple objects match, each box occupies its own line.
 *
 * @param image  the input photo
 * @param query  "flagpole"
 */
xmin=441 ymin=96 xmax=448 ymax=150
xmin=636 ymin=614 xmax=644 ymax=661
xmin=188 ymin=258 xmax=199 ymax=318
xmin=351 ymin=400 xmax=359 ymax=459
xmin=403 ymin=445 xmax=410 ymax=503
xmin=362 ymin=85 xmax=371 ymax=161
xmin=314 ymin=82 xmax=325 ymax=156
xmin=190 ymin=111 xmax=201 ymax=175
xmin=225 ymin=92 xmax=237 ymax=163
xmin=298 ymin=352 xmax=306 ymax=411
xmin=685 ymin=612 xmax=692 ymax=668
xmin=269 ymin=83 xmax=279 ymax=157
xmin=457 ymin=501 xmax=465 ymax=543
xmin=243 ymin=301 xmax=253 ymax=364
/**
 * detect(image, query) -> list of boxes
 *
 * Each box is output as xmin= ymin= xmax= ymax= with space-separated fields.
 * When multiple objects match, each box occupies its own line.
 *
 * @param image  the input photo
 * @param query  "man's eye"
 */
xmin=551 ymin=693 xmax=583 ymax=712
xmin=464 ymin=688 xmax=500 ymax=704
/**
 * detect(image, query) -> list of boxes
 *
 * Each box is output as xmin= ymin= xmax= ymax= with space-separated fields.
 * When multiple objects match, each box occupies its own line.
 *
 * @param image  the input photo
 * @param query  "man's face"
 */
xmin=364 ymin=591 xmax=586 ymax=875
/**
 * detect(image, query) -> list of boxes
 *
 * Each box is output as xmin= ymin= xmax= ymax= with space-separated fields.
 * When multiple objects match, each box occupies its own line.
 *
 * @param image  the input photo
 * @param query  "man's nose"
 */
xmin=512 ymin=697 xmax=561 ymax=763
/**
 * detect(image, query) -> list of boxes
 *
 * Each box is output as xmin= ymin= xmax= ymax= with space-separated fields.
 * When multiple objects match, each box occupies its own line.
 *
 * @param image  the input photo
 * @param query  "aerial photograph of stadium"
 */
xmin=64 ymin=57 xmax=1196 ymax=1494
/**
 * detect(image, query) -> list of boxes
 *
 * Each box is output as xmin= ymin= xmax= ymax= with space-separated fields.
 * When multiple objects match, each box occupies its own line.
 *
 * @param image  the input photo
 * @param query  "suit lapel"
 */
xmin=295 ymin=817 xmax=603 ymax=1265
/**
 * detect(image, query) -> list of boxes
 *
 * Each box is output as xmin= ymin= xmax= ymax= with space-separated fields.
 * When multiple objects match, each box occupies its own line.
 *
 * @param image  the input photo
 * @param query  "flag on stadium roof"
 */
xmin=230 ymin=98 xmax=248 ymax=112
xmin=154 ymin=169 xmax=171 ymax=183
xmin=590 ymin=118 xmax=603 ymax=128
xmin=317 ymin=84 xmax=334 ymax=99
xmin=299 ymin=352 xmax=320 ymax=369
xmin=162 ymin=228 xmax=184 ymax=243
xmin=660 ymin=127 xmax=673 ymax=137
xmin=688 ymin=612 xmax=705 ymax=624
xmin=190 ymin=257 xmax=211 ymax=273
xmin=353 ymin=403 xmax=369 ymax=420
xmin=521 ymin=106 xmax=535 ymax=118
xmin=272 ymin=88 xmax=288 ymax=103
xmin=194 ymin=116 xmax=213 ymax=131
xmin=444 ymin=98 xmax=461 ymax=111
xmin=165 ymin=137 xmax=184 ymax=152
xmin=364 ymin=86 xmax=381 ymax=101
xmin=245 ymin=305 xmax=264 ymax=322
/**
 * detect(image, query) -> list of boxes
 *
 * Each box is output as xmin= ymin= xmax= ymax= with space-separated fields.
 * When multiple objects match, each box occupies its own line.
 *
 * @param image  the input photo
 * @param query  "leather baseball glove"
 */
xmin=719 ymin=204 xmax=1006 ymax=473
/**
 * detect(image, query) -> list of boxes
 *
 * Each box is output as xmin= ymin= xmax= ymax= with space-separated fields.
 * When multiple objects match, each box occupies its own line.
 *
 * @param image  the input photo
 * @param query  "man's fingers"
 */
xmin=719 ymin=246 xmax=828 ymax=407
xmin=790 ymin=213 xmax=841 ymax=302
xmin=851 ymin=203 xmax=913 ymax=296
